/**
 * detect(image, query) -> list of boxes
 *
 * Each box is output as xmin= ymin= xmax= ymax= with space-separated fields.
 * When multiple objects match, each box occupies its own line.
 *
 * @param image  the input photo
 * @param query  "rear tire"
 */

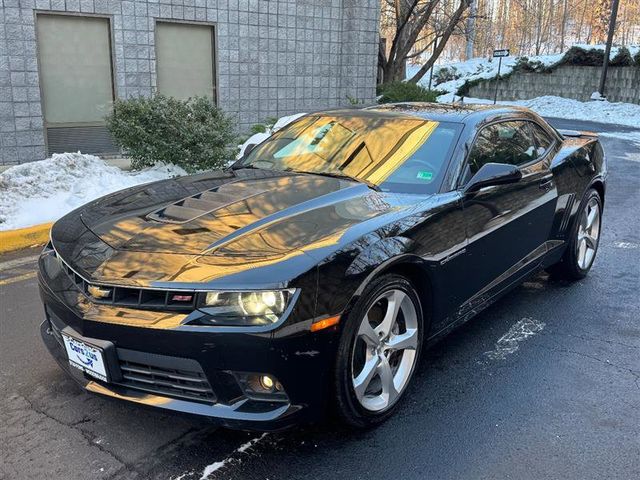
xmin=548 ymin=188 xmax=602 ymax=281
xmin=332 ymin=274 xmax=424 ymax=428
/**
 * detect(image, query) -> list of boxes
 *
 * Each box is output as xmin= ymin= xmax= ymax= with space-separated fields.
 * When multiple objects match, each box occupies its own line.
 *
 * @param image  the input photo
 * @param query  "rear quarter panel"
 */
xmin=548 ymin=135 xmax=606 ymax=243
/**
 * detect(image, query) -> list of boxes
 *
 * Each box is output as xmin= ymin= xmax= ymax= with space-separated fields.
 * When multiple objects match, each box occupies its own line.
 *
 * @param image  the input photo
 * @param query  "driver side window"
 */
xmin=467 ymin=121 xmax=539 ymax=178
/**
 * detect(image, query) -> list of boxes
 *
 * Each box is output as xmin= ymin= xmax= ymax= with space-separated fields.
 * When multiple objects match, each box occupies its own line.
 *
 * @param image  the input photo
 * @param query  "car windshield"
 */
xmin=236 ymin=114 xmax=462 ymax=194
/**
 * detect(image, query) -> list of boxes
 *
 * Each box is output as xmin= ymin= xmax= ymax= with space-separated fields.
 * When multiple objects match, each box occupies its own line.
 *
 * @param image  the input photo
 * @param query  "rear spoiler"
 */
xmin=557 ymin=129 xmax=598 ymax=139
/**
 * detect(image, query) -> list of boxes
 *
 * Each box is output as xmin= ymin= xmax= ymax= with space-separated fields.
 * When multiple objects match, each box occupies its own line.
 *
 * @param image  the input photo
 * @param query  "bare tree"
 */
xmin=378 ymin=0 xmax=473 ymax=84
xmin=379 ymin=0 xmax=640 ymax=80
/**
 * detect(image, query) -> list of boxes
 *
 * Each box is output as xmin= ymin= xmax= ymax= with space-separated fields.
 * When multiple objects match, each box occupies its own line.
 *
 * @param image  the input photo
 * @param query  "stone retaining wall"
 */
xmin=467 ymin=65 xmax=639 ymax=104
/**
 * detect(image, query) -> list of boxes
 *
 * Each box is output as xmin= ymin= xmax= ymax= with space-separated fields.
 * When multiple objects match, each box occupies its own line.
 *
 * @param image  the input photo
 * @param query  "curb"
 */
xmin=0 ymin=223 xmax=52 ymax=254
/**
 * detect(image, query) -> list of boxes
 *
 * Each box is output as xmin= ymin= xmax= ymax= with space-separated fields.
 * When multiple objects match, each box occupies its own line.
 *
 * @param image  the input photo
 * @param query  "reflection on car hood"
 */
xmin=50 ymin=169 xmax=414 ymax=287
xmin=80 ymin=170 xmax=397 ymax=255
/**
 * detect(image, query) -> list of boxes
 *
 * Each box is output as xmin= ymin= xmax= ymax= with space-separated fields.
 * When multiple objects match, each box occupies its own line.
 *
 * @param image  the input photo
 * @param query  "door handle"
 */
xmin=539 ymin=179 xmax=553 ymax=191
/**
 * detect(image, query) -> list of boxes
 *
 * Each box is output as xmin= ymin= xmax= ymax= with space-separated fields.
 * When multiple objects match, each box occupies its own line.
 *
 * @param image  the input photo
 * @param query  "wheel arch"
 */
xmin=590 ymin=178 xmax=605 ymax=206
xmin=382 ymin=261 xmax=434 ymax=332
xmin=346 ymin=255 xmax=435 ymax=335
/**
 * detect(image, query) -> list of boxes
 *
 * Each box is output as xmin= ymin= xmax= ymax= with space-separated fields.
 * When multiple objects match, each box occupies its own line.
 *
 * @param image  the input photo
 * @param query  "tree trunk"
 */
xmin=408 ymin=1 xmax=472 ymax=83
xmin=560 ymin=0 xmax=569 ymax=51
xmin=465 ymin=0 xmax=477 ymax=60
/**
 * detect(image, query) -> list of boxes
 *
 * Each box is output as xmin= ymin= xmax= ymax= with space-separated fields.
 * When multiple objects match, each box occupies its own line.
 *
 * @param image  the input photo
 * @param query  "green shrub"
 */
xmin=249 ymin=116 xmax=278 ymax=135
xmin=433 ymin=66 xmax=460 ymax=86
xmin=236 ymin=117 xmax=279 ymax=147
xmin=610 ymin=46 xmax=634 ymax=66
xmin=634 ymin=50 xmax=640 ymax=66
xmin=456 ymin=77 xmax=485 ymax=97
xmin=561 ymin=46 xmax=605 ymax=66
xmin=250 ymin=123 xmax=268 ymax=134
xmin=512 ymin=57 xmax=553 ymax=73
xmin=555 ymin=46 xmax=637 ymax=67
xmin=346 ymin=94 xmax=367 ymax=106
xmin=106 ymin=95 xmax=237 ymax=173
xmin=376 ymin=81 xmax=440 ymax=103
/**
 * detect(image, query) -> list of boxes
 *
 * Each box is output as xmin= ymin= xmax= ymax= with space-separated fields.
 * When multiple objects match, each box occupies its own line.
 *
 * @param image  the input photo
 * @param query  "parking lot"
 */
xmin=1 ymin=118 xmax=638 ymax=480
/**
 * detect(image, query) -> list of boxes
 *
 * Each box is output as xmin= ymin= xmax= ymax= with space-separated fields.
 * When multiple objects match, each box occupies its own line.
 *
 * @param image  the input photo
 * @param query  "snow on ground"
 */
xmin=599 ymin=130 xmax=640 ymax=145
xmin=450 ymin=95 xmax=640 ymax=129
xmin=0 ymin=153 xmax=186 ymax=231
xmin=406 ymin=44 xmax=640 ymax=129
xmin=193 ymin=433 xmax=268 ymax=480
xmin=515 ymin=96 xmax=640 ymax=128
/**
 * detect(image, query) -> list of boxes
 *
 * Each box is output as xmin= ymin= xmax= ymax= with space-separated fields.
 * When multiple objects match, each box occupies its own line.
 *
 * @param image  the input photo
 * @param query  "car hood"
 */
xmin=51 ymin=169 xmax=413 ymax=287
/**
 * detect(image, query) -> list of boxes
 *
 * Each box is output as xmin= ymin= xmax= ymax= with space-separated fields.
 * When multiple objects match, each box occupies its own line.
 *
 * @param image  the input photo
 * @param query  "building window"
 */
xmin=36 ymin=14 xmax=117 ymax=155
xmin=155 ymin=22 xmax=216 ymax=101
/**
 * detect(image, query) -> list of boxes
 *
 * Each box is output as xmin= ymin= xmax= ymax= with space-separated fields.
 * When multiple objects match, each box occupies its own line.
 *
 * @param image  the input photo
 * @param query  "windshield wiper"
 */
xmin=284 ymin=168 xmax=380 ymax=192
xmin=319 ymin=171 xmax=381 ymax=191
xmin=230 ymin=164 xmax=261 ymax=170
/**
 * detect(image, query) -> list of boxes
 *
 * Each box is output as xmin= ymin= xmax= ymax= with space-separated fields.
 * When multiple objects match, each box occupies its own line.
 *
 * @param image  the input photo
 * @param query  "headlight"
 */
xmin=198 ymin=289 xmax=297 ymax=326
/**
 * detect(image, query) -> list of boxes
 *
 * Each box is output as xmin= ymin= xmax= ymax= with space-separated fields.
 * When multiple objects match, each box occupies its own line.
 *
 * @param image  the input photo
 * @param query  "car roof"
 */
xmin=366 ymin=102 xmax=531 ymax=123
xmin=314 ymin=102 xmax=532 ymax=125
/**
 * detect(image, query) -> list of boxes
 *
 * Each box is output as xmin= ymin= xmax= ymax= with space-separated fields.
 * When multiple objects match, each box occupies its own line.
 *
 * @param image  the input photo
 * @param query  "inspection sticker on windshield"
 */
xmin=416 ymin=171 xmax=433 ymax=181
xmin=62 ymin=334 xmax=108 ymax=381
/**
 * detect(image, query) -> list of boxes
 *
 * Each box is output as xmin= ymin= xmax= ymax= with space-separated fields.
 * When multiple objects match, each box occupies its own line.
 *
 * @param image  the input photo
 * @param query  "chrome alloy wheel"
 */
xmin=577 ymin=196 xmax=601 ymax=270
xmin=351 ymin=289 xmax=419 ymax=412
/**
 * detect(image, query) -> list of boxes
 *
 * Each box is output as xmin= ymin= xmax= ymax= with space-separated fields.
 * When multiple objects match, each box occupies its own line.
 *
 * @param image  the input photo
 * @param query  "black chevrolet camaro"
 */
xmin=39 ymin=103 xmax=606 ymax=430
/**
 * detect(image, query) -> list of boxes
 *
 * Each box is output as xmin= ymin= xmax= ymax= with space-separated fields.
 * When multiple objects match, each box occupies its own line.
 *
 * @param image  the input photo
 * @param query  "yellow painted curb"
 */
xmin=0 ymin=223 xmax=53 ymax=254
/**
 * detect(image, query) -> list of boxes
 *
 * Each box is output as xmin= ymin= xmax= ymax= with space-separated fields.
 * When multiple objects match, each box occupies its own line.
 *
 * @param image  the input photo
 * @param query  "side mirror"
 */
xmin=464 ymin=162 xmax=522 ymax=194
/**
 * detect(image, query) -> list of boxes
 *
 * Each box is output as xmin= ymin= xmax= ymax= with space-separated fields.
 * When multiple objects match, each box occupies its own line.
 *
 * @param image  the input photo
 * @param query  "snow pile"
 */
xmin=237 ymin=112 xmax=307 ymax=159
xmin=515 ymin=96 xmax=640 ymax=128
xmin=0 ymin=153 xmax=186 ymax=231
xmin=455 ymin=95 xmax=640 ymax=129
xmin=408 ymin=44 xmax=640 ymax=98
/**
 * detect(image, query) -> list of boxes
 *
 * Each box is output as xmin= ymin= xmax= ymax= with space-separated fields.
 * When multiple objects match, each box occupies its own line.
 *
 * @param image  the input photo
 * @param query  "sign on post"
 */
xmin=492 ymin=48 xmax=510 ymax=104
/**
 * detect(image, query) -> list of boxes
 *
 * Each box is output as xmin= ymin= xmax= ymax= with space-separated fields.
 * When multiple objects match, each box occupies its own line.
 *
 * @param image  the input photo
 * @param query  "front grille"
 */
xmin=44 ymin=287 xmax=216 ymax=405
xmin=52 ymin=248 xmax=197 ymax=311
xmin=114 ymin=349 xmax=216 ymax=404
xmin=46 ymin=307 xmax=65 ymax=347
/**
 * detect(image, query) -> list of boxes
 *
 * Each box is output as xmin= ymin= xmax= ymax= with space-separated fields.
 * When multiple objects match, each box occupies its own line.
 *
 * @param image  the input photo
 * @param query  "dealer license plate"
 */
xmin=62 ymin=334 xmax=108 ymax=382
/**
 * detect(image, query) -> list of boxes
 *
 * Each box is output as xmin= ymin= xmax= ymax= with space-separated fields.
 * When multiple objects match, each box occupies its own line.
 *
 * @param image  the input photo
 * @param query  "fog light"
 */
xmin=233 ymin=372 xmax=288 ymax=402
xmin=260 ymin=375 xmax=274 ymax=390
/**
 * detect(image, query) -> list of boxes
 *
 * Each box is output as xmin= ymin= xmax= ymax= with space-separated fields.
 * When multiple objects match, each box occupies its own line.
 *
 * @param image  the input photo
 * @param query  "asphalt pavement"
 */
xmin=1 ymin=118 xmax=638 ymax=480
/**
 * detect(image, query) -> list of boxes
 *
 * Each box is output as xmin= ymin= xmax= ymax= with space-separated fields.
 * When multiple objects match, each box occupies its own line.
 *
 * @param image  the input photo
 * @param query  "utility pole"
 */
xmin=598 ymin=0 xmax=620 ymax=98
xmin=465 ymin=0 xmax=477 ymax=60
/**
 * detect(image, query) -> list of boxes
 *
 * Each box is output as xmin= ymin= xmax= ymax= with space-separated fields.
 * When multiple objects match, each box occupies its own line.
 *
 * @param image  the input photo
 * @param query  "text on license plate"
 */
xmin=62 ymin=334 xmax=108 ymax=382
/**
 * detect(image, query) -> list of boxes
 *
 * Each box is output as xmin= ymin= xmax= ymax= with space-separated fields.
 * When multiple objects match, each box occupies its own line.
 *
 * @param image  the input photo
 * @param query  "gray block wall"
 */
xmin=0 ymin=0 xmax=380 ymax=166
xmin=467 ymin=65 xmax=640 ymax=105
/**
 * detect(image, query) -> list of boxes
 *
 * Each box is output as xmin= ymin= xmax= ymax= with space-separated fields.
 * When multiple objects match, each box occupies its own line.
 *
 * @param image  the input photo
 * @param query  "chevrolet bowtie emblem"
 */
xmin=88 ymin=285 xmax=112 ymax=299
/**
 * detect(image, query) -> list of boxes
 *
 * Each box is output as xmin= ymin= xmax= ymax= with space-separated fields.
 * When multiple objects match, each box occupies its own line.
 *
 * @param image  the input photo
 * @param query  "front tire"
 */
xmin=333 ymin=274 xmax=424 ymax=428
xmin=548 ymin=188 xmax=602 ymax=280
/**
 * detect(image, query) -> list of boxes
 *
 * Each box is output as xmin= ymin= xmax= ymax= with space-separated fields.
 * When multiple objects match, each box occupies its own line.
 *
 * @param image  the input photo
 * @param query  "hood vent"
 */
xmin=147 ymin=181 xmax=269 ymax=224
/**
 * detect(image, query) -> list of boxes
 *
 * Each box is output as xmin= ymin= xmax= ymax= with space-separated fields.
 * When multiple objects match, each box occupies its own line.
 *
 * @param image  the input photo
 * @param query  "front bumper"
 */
xmin=38 ymin=253 xmax=337 ymax=431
